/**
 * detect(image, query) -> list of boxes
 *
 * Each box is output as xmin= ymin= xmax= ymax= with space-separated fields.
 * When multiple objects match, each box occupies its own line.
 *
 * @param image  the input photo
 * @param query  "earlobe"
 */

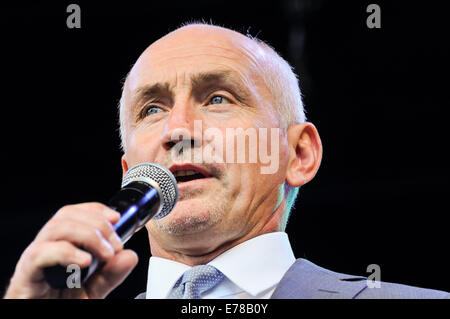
xmin=121 ymin=155 xmax=129 ymax=178
xmin=285 ymin=122 xmax=323 ymax=187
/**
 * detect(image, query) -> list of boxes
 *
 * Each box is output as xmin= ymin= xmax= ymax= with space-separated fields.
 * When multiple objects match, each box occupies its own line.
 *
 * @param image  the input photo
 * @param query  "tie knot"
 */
xmin=181 ymin=265 xmax=223 ymax=285
xmin=169 ymin=265 xmax=224 ymax=299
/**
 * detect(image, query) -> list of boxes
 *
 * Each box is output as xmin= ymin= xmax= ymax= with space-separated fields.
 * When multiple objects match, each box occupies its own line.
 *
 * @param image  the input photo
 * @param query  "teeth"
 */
xmin=174 ymin=170 xmax=198 ymax=177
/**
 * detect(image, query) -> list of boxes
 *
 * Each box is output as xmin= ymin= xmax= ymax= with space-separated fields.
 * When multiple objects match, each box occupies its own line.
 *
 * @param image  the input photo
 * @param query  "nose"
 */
xmin=160 ymin=99 xmax=202 ymax=151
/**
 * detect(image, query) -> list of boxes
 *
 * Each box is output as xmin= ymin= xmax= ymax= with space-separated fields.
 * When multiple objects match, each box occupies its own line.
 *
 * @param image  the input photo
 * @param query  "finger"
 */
xmin=34 ymin=218 xmax=115 ymax=261
xmin=74 ymin=202 xmax=121 ymax=225
xmin=53 ymin=203 xmax=123 ymax=252
xmin=22 ymin=241 xmax=92 ymax=282
xmin=85 ymin=249 xmax=139 ymax=298
xmin=55 ymin=210 xmax=123 ymax=253
xmin=56 ymin=202 xmax=121 ymax=225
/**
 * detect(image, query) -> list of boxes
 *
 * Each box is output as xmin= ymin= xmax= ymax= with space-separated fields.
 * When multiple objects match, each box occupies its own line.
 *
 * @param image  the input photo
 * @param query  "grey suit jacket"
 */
xmin=135 ymin=258 xmax=449 ymax=299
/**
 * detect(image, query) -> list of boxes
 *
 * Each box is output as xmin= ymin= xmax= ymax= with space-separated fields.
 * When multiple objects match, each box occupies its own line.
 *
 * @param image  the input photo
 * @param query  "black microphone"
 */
xmin=43 ymin=162 xmax=178 ymax=289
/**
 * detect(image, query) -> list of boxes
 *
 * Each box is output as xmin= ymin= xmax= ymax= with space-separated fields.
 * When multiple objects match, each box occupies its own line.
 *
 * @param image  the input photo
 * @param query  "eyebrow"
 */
xmin=133 ymin=82 xmax=171 ymax=103
xmin=190 ymin=70 xmax=252 ymax=103
xmin=131 ymin=70 xmax=252 ymax=113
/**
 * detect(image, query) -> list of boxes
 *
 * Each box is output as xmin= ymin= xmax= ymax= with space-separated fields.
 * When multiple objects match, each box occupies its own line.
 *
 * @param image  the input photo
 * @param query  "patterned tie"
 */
xmin=168 ymin=265 xmax=224 ymax=299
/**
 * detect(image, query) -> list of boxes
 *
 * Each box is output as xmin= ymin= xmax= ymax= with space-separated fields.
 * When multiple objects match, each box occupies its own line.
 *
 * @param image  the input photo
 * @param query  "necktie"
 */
xmin=168 ymin=265 xmax=224 ymax=299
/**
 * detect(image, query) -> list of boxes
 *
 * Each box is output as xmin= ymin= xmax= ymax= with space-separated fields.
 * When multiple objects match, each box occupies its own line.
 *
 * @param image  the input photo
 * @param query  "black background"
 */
xmin=1 ymin=0 xmax=449 ymax=298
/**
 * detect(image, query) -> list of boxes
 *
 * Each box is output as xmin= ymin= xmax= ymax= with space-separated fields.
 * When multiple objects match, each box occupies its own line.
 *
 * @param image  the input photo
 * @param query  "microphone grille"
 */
xmin=121 ymin=162 xmax=178 ymax=219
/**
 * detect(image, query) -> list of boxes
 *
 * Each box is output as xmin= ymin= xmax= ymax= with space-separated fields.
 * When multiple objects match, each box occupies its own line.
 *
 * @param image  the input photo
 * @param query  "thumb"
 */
xmin=85 ymin=249 xmax=138 ymax=298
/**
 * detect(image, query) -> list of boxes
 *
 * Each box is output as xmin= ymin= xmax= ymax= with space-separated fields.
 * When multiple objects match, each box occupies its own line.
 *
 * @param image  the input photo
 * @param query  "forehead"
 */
xmin=126 ymin=26 xmax=269 ymax=94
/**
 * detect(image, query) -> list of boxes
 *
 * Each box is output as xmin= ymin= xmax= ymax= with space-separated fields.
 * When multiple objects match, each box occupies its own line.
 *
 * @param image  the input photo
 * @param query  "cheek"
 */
xmin=126 ymin=126 xmax=161 ymax=165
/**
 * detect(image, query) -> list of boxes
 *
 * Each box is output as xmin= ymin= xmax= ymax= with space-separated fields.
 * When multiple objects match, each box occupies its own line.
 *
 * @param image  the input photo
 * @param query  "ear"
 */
xmin=285 ymin=122 xmax=322 ymax=187
xmin=121 ymin=154 xmax=129 ymax=178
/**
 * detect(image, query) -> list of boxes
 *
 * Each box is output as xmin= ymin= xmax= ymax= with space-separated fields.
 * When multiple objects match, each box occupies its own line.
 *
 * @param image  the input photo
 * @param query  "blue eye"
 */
xmin=209 ymin=96 xmax=230 ymax=105
xmin=145 ymin=106 xmax=164 ymax=116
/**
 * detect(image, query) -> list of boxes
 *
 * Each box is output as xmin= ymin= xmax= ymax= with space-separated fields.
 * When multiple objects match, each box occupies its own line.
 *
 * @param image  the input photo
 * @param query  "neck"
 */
xmin=148 ymin=200 xmax=286 ymax=266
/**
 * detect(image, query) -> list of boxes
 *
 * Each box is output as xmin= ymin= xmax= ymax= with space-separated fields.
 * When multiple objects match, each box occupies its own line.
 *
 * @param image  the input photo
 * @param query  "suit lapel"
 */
xmin=271 ymin=258 xmax=368 ymax=299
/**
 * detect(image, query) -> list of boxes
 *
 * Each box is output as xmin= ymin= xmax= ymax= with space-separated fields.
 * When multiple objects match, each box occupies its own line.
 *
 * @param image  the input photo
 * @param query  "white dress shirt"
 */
xmin=145 ymin=232 xmax=296 ymax=299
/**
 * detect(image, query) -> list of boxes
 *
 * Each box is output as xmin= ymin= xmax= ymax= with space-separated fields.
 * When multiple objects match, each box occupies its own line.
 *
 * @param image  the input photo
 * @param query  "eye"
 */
xmin=209 ymin=95 xmax=231 ymax=105
xmin=145 ymin=106 xmax=164 ymax=116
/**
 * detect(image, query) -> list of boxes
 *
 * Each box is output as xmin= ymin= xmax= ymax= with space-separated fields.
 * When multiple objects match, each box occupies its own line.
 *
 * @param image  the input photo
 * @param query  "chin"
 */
xmin=151 ymin=200 xmax=223 ymax=236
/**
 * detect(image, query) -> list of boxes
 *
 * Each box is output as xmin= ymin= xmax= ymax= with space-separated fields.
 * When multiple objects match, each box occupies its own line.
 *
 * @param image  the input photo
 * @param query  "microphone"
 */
xmin=43 ymin=162 xmax=178 ymax=289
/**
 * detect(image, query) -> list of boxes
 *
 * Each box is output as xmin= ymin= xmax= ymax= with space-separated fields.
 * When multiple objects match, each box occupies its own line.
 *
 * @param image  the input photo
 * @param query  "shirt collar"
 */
xmin=146 ymin=232 xmax=295 ymax=298
xmin=208 ymin=232 xmax=295 ymax=296
xmin=146 ymin=256 xmax=191 ymax=299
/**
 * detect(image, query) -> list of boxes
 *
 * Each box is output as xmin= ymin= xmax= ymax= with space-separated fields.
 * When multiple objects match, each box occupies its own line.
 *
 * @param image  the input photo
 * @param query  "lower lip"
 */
xmin=176 ymin=177 xmax=214 ymax=190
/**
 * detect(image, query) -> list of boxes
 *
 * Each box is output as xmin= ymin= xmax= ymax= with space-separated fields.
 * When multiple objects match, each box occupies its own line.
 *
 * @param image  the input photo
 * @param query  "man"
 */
xmin=4 ymin=23 xmax=449 ymax=299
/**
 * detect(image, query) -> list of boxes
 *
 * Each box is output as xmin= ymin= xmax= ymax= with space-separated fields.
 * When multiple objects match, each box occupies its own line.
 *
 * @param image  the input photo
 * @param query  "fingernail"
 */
xmin=109 ymin=232 xmax=123 ymax=252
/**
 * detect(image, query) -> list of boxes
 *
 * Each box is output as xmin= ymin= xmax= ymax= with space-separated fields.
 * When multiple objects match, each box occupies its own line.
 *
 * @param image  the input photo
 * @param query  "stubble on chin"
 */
xmin=149 ymin=193 xmax=229 ymax=236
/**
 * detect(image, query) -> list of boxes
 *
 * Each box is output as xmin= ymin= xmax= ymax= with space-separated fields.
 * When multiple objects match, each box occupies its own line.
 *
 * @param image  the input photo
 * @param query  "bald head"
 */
xmin=119 ymin=23 xmax=305 ymax=152
xmin=139 ymin=23 xmax=264 ymax=62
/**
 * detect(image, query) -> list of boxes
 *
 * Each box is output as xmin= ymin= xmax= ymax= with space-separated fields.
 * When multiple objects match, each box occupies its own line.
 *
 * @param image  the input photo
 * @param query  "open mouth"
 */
xmin=170 ymin=164 xmax=211 ymax=184
xmin=173 ymin=170 xmax=207 ymax=183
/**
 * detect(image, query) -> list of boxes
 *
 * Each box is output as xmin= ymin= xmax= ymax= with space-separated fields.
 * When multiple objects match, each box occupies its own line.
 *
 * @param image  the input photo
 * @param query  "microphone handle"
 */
xmin=43 ymin=183 xmax=159 ymax=289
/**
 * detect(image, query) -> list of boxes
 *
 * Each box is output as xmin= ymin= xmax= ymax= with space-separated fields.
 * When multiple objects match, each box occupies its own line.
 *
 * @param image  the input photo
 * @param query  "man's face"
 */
xmin=121 ymin=26 xmax=289 ymax=254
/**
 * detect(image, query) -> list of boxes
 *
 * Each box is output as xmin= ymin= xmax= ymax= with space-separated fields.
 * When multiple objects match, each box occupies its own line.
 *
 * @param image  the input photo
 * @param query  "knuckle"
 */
xmin=58 ymin=204 xmax=73 ymax=214
xmin=45 ymin=218 xmax=70 ymax=235
xmin=59 ymin=242 xmax=76 ymax=259
xmin=26 ymin=241 xmax=45 ymax=260
xmin=46 ymin=216 xmax=63 ymax=229
xmin=54 ymin=204 xmax=76 ymax=218
xmin=86 ymin=202 xmax=107 ymax=213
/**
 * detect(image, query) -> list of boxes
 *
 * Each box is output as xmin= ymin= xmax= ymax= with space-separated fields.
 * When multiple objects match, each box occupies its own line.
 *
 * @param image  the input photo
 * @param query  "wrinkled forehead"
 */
xmin=125 ymin=26 xmax=270 ymax=96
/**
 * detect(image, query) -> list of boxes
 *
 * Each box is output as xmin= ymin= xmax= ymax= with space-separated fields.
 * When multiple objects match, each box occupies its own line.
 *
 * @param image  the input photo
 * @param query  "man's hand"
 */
xmin=3 ymin=202 xmax=138 ymax=299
